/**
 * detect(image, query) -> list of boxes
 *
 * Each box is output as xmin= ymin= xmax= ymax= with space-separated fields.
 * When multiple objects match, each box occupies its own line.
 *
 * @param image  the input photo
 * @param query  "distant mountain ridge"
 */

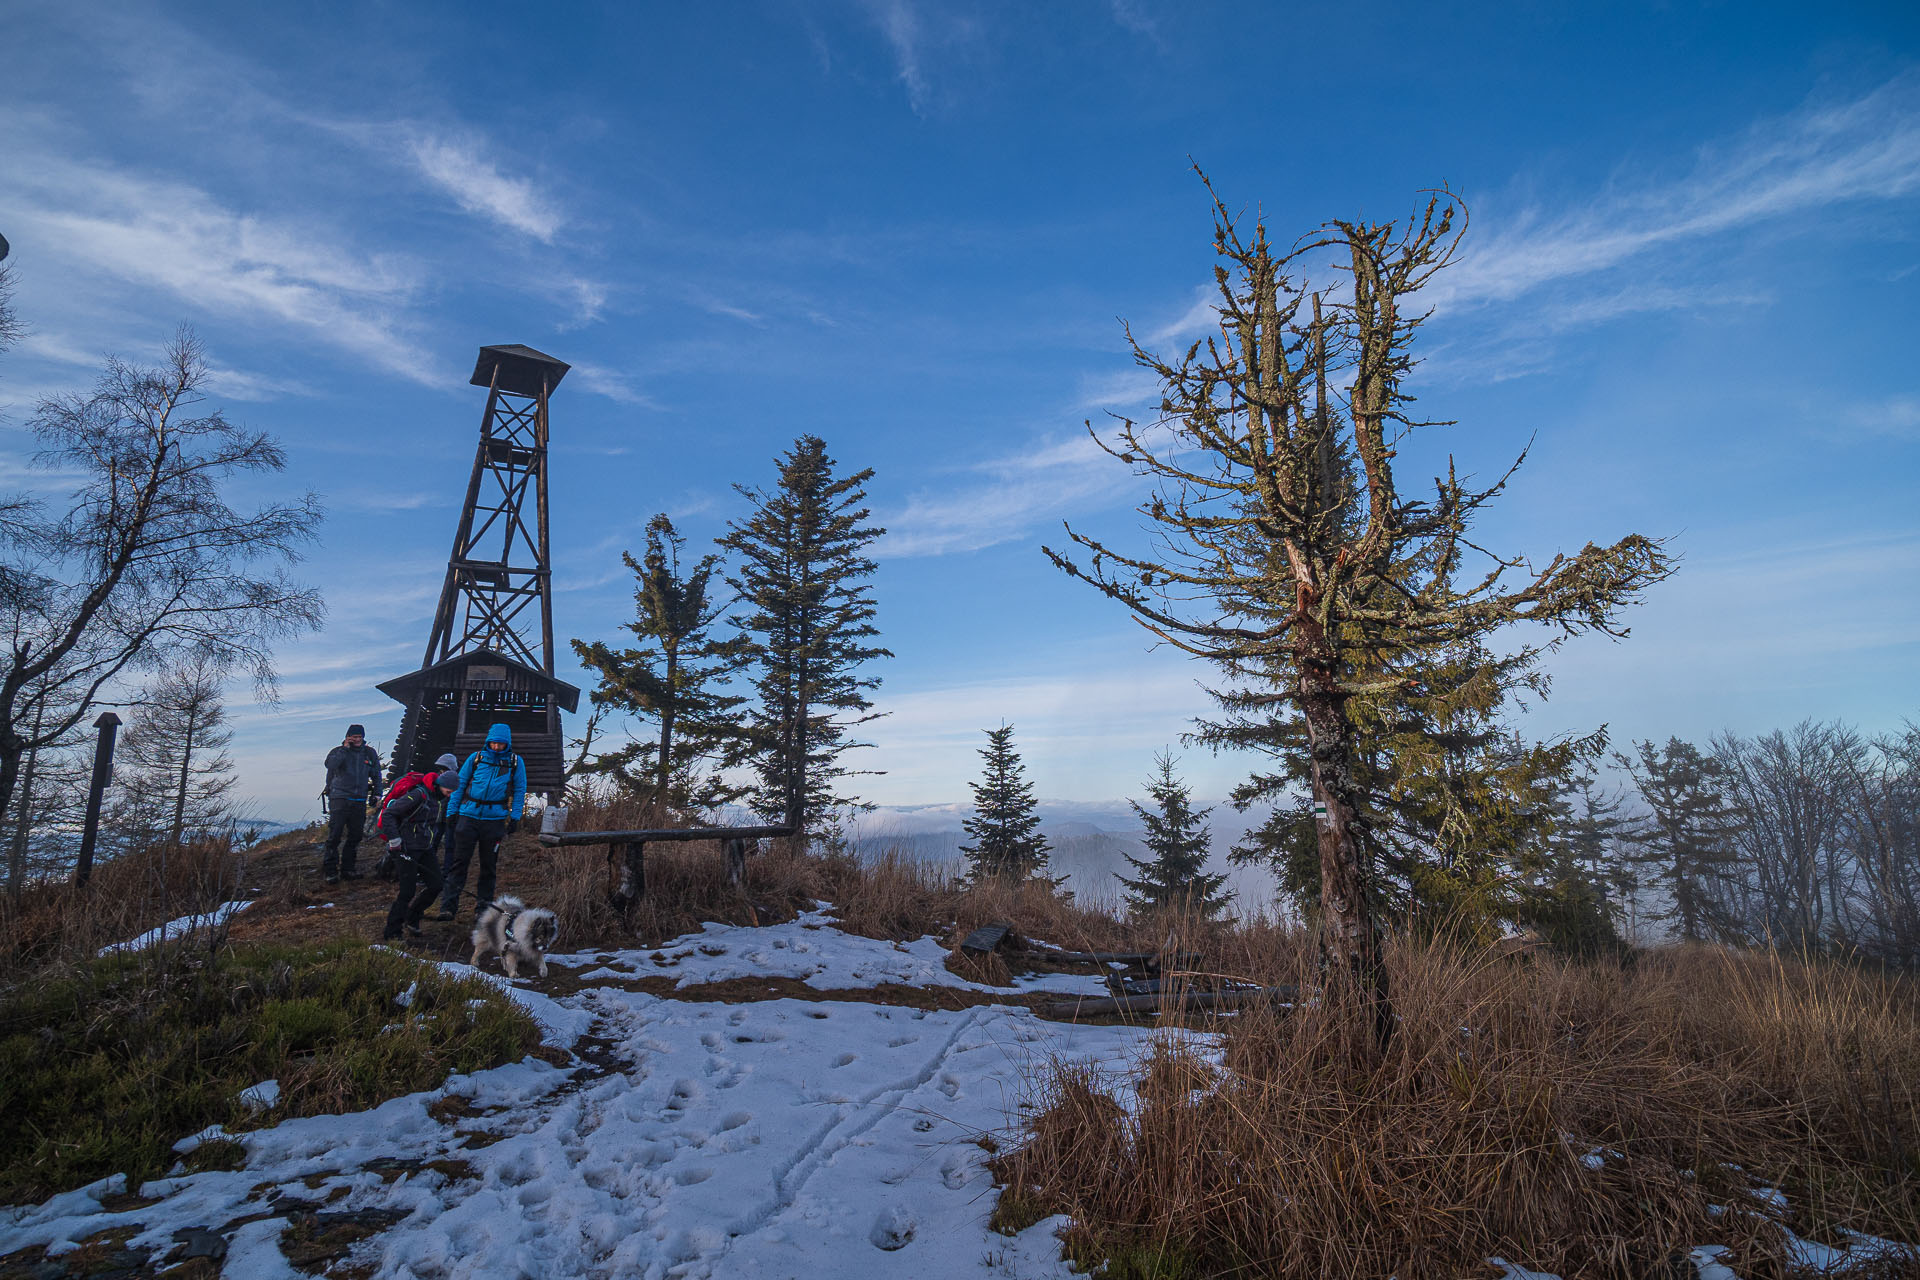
xmin=846 ymin=799 xmax=1282 ymax=912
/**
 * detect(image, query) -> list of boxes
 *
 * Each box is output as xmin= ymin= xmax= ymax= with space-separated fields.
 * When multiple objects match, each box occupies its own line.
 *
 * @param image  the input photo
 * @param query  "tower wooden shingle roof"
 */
xmin=471 ymin=344 xmax=571 ymax=397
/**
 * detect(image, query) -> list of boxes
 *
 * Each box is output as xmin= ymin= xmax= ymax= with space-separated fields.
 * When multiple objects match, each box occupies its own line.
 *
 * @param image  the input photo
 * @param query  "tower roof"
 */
xmin=471 ymin=344 xmax=570 ymax=397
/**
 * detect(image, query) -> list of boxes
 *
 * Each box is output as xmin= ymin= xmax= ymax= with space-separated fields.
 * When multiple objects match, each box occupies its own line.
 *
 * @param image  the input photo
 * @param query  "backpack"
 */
xmin=376 ymin=772 xmax=433 ymax=838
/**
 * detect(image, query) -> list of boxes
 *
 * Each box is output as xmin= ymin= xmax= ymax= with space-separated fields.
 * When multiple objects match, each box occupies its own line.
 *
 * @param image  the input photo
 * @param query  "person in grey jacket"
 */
xmin=321 ymin=723 xmax=382 ymax=883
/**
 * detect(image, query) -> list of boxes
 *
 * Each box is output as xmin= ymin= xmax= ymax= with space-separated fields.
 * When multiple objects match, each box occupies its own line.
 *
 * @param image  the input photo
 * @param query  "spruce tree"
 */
xmin=572 ymin=514 xmax=747 ymax=818
xmin=721 ymin=436 xmax=889 ymax=847
xmin=1620 ymin=738 xmax=1740 ymax=942
xmin=960 ymin=724 xmax=1050 ymax=882
xmin=1046 ymin=180 xmax=1671 ymax=1041
xmin=1201 ymin=618 xmax=1601 ymax=944
xmin=1119 ymin=751 xmax=1231 ymax=917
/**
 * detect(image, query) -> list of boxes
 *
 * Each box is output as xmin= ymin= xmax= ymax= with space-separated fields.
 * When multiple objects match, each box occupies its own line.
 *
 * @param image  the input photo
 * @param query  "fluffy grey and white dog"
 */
xmin=469 ymin=895 xmax=560 ymax=978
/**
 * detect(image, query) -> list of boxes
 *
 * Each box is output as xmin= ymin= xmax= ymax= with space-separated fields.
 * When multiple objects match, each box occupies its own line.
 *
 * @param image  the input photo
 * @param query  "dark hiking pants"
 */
xmin=323 ymin=800 xmax=367 ymax=876
xmin=440 ymin=816 xmax=505 ymax=915
xmin=383 ymin=847 xmax=443 ymax=940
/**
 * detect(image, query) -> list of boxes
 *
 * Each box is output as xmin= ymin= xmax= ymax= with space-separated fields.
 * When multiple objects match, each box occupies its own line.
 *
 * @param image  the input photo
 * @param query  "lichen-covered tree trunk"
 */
xmin=1296 ymin=623 xmax=1391 ymax=1047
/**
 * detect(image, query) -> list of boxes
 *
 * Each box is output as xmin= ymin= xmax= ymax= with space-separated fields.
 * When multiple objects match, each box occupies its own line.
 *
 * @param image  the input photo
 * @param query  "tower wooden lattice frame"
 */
xmin=382 ymin=344 xmax=579 ymax=793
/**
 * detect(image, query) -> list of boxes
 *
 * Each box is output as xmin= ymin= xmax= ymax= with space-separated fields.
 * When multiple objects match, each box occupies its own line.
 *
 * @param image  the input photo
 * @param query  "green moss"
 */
xmin=0 ymin=939 xmax=542 ymax=1204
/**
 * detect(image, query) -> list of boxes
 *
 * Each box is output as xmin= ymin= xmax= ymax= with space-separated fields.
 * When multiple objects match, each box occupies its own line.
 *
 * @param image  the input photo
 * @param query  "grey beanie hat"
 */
xmin=435 ymin=753 xmax=459 ymax=771
xmin=435 ymin=771 xmax=462 ymax=792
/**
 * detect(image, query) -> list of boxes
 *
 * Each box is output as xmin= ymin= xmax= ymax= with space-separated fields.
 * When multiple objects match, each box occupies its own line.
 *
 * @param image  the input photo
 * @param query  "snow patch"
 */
xmin=554 ymin=906 xmax=1107 ymax=997
xmin=237 ymin=1079 xmax=281 ymax=1112
xmin=97 ymin=901 xmax=252 ymax=955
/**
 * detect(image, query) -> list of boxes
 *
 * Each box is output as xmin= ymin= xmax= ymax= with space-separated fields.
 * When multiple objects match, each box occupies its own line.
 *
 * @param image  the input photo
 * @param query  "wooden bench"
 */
xmin=538 ymin=825 xmax=795 ymax=915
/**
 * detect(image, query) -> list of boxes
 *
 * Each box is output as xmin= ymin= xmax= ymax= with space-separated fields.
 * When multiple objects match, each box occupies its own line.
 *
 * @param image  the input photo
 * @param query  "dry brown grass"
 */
xmin=993 ymin=938 xmax=1920 ymax=1279
xmin=0 ymin=835 xmax=250 ymax=969
xmin=538 ymin=790 xmax=1170 ymax=954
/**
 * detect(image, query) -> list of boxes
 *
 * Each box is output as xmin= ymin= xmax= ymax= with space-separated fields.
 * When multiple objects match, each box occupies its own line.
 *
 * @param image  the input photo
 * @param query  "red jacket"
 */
xmin=376 ymin=771 xmax=438 ymax=835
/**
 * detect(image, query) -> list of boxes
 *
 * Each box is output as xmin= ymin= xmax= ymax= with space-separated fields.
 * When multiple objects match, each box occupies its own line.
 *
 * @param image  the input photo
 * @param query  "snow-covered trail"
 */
xmin=2 ymin=924 xmax=1156 ymax=1280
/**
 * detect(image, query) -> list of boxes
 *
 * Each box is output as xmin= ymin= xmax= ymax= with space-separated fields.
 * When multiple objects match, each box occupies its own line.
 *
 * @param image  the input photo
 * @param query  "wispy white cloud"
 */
xmin=862 ymin=0 xmax=933 ymax=114
xmin=1141 ymin=75 xmax=1920 ymax=388
xmin=1436 ymin=74 xmax=1920 ymax=311
xmin=1106 ymin=0 xmax=1160 ymax=41
xmin=880 ymin=428 xmax=1139 ymax=558
xmin=567 ymin=360 xmax=659 ymax=407
xmin=1420 ymin=282 xmax=1772 ymax=386
xmin=562 ymin=277 xmax=607 ymax=328
xmin=405 ymin=133 xmax=564 ymax=242
xmin=686 ymin=290 xmax=765 ymax=325
xmin=1145 ymin=284 xmax=1219 ymax=346
xmin=0 ymin=130 xmax=438 ymax=384
xmin=1077 ymin=367 xmax=1162 ymax=410
xmin=1835 ymin=393 xmax=1920 ymax=441
xmin=851 ymin=0 xmax=984 ymax=116
xmin=16 ymin=331 xmax=310 ymax=401
xmin=202 ymin=361 xmax=313 ymax=401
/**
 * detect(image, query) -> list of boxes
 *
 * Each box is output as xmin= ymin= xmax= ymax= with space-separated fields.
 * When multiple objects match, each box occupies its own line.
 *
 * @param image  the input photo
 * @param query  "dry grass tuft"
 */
xmin=0 ymin=836 xmax=249 ymax=970
xmin=994 ymin=937 xmax=1920 ymax=1279
xmin=945 ymin=946 xmax=1013 ymax=987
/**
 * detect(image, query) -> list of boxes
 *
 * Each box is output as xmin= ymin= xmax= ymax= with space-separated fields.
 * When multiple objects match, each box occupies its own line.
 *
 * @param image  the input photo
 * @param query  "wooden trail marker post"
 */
xmin=73 ymin=711 xmax=122 ymax=887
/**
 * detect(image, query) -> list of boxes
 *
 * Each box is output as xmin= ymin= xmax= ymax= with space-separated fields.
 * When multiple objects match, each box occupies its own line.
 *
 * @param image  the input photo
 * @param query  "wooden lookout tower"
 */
xmin=379 ymin=344 xmax=580 ymax=795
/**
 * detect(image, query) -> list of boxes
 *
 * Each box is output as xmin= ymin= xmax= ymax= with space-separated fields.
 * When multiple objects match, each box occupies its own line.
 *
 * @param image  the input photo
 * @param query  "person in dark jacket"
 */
xmin=381 ymin=770 xmax=458 ymax=941
xmin=374 ymin=753 xmax=459 ymax=879
xmin=437 ymin=723 xmax=527 ymax=921
xmin=321 ymin=724 xmax=382 ymax=883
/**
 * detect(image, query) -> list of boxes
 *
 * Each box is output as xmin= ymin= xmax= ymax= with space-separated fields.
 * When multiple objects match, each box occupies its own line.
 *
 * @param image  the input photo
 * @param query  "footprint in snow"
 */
xmin=887 ymin=1035 xmax=918 ymax=1048
xmin=869 ymin=1206 xmax=917 ymax=1251
xmin=673 ymin=1167 xmax=715 ymax=1185
xmin=940 ymin=1153 xmax=974 ymax=1190
xmin=937 ymin=1073 xmax=962 ymax=1099
xmin=717 ymin=1111 xmax=751 ymax=1132
xmin=832 ymin=1052 xmax=856 ymax=1068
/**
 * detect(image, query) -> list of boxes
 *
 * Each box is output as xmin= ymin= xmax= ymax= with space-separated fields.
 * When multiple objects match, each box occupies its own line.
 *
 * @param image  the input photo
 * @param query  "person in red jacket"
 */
xmin=381 ymin=771 xmax=459 ymax=941
xmin=374 ymin=753 xmax=459 ymax=878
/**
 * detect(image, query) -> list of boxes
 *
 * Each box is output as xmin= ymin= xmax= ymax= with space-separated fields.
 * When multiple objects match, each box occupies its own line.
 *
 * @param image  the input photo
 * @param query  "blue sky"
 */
xmin=2 ymin=0 xmax=1916 ymax=825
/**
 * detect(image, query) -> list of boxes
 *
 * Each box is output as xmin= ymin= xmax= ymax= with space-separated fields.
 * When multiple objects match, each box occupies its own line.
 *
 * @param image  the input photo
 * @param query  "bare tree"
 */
xmin=1713 ymin=722 xmax=1856 ymax=949
xmin=1845 ymin=724 xmax=1920 ymax=963
xmin=3 ymin=699 xmax=90 ymax=895
xmin=0 ymin=330 xmax=325 ymax=838
xmin=111 ymin=658 xmax=238 ymax=850
xmin=1045 ymin=179 xmax=1672 ymax=1042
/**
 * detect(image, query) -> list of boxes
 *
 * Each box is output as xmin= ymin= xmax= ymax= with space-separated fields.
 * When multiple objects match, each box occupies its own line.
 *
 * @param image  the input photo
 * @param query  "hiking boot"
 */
xmin=342 ymin=871 xmax=364 ymax=881
xmin=435 ymin=908 xmax=455 ymax=922
xmin=403 ymin=923 xmax=425 ymax=939
xmin=324 ymin=873 xmax=340 ymax=885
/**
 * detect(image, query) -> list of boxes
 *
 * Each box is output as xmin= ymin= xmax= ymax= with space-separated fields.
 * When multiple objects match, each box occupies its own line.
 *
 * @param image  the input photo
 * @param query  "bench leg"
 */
xmin=611 ymin=840 xmax=648 ymax=918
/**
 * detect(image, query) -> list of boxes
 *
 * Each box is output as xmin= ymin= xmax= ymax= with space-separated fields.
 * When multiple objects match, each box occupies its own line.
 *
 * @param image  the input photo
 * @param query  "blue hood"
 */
xmin=486 ymin=723 xmax=513 ymax=749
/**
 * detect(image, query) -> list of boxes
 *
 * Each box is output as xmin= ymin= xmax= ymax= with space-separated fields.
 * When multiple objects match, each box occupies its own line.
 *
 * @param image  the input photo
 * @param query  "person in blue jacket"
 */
xmin=435 ymin=723 xmax=527 ymax=921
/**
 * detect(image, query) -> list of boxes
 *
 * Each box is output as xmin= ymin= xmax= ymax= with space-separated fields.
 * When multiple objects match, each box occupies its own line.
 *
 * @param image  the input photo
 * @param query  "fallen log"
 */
xmin=538 ymin=825 xmax=793 ymax=846
xmin=1026 ymin=949 xmax=1202 ymax=972
xmin=1045 ymin=985 xmax=1297 ymax=1020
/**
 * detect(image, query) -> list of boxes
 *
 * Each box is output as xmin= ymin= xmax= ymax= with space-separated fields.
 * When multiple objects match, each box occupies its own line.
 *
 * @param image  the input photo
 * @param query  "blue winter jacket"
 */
xmin=450 ymin=723 xmax=527 ymax=822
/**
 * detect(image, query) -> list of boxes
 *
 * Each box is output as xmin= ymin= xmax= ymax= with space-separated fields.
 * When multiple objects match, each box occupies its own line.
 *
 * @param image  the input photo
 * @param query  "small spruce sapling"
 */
xmin=960 ymin=724 xmax=1051 ymax=883
xmin=1119 ymin=751 xmax=1231 ymax=918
